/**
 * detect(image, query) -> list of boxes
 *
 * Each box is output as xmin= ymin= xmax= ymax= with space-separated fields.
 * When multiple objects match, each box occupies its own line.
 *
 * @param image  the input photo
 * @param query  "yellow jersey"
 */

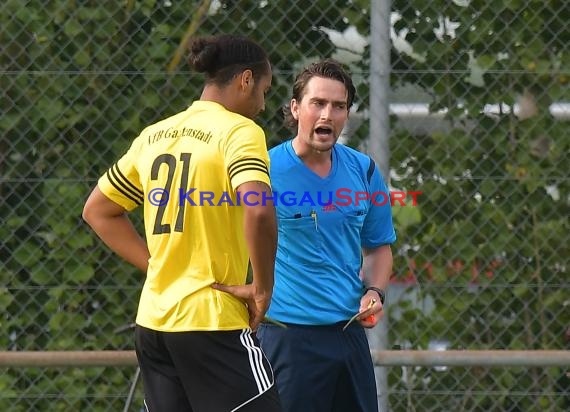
xmin=98 ymin=101 xmax=271 ymax=331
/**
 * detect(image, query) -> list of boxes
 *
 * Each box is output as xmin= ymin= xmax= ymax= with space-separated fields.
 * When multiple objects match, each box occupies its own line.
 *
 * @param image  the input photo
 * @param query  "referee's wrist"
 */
xmin=364 ymin=286 xmax=386 ymax=305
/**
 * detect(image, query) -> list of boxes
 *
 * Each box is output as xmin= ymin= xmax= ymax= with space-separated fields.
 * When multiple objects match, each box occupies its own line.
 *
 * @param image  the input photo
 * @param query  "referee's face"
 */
xmin=292 ymin=76 xmax=349 ymax=153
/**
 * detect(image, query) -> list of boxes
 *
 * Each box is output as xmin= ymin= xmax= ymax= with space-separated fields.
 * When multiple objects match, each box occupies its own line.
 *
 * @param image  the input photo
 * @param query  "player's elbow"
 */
xmin=244 ymin=203 xmax=277 ymax=229
xmin=82 ymin=197 xmax=97 ymax=228
xmin=82 ymin=186 xmax=123 ymax=228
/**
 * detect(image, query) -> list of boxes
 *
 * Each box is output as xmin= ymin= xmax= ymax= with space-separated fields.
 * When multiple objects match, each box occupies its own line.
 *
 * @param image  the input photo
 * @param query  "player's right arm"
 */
xmin=83 ymin=186 xmax=150 ymax=273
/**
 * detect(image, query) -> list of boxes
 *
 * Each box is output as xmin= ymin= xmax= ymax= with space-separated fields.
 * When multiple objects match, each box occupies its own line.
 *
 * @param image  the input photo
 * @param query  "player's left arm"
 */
xmin=211 ymin=121 xmax=276 ymax=330
xmin=83 ymin=186 xmax=150 ymax=273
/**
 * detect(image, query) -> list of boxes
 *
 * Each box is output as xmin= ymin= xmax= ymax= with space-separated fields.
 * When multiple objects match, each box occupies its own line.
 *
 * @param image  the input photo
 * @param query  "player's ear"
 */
xmin=240 ymin=69 xmax=254 ymax=91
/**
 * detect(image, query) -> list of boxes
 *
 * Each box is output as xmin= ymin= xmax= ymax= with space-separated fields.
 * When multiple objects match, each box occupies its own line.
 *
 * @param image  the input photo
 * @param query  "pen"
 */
xmin=310 ymin=210 xmax=318 ymax=231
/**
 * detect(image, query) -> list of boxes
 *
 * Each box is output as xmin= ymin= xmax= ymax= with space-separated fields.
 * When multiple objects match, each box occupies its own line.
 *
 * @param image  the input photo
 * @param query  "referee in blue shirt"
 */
xmin=257 ymin=59 xmax=396 ymax=412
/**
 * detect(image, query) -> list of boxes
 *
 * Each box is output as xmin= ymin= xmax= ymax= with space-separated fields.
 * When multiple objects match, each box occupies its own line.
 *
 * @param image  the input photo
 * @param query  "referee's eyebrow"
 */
xmin=310 ymin=97 xmax=347 ymax=108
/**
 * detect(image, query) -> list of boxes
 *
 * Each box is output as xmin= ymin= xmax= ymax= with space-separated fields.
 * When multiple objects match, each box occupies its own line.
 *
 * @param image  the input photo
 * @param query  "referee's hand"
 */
xmin=358 ymin=290 xmax=383 ymax=328
xmin=211 ymin=283 xmax=272 ymax=331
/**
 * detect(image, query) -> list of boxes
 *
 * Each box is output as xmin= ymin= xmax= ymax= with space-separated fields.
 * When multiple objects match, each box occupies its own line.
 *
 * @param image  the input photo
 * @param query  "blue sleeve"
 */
xmin=361 ymin=164 xmax=397 ymax=248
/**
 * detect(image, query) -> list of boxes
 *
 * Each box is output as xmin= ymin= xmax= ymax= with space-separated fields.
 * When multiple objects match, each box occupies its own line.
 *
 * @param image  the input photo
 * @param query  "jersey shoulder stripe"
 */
xmin=107 ymin=164 xmax=144 ymax=204
xmin=229 ymin=164 xmax=269 ymax=181
xmin=366 ymin=157 xmax=376 ymax=184
xmin=111 ymin=163 xmax=144 ymax=197
xmin=228 ymin=158 xmax=269 ymax=181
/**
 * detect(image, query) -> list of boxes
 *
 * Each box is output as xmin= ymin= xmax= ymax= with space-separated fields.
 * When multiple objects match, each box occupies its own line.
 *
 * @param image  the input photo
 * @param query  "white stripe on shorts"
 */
xmin=239 ymin=329 xmax=271 ymax=393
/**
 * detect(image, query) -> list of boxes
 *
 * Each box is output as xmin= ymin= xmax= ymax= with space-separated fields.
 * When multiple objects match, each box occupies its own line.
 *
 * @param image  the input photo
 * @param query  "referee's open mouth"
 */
xmin=315 ymin=126 xmax=333 ymax=137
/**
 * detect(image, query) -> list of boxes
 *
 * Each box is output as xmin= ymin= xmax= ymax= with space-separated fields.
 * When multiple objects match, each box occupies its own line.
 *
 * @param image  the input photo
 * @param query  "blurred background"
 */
xmin=1 ymin=0 xmax=569 ymax=411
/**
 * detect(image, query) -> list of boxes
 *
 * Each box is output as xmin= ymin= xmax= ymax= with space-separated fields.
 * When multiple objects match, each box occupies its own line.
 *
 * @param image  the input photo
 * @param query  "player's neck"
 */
xmin=200 ymin=84 xmax=240 ymax=115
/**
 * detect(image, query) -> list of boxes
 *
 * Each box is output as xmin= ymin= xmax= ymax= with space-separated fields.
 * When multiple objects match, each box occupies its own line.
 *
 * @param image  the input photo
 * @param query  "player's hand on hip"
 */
xmin=211 ymin=283 xmax=271 ymax=331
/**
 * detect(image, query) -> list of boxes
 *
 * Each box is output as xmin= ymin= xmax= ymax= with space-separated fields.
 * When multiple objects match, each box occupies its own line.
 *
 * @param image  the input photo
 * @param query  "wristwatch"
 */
xmin=364 ymin=286 xmax=385 ymax=305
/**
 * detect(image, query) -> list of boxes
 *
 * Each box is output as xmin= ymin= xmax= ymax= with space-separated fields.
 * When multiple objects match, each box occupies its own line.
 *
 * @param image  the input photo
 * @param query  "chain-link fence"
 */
xmin=2 ymin=0 xmax=569 ymax=411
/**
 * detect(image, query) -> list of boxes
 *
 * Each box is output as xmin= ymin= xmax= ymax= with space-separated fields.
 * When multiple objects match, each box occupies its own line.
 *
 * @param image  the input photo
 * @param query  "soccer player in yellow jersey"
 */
xmin=83 ymin=34 xmax=281 ymax=412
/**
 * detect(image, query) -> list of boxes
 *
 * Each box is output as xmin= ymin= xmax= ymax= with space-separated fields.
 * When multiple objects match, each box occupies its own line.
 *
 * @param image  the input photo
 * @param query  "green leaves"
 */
xmin=63 ymin=19 xmax=83 ymax=37
xmin=388 ymin=1 xmax=568 ymax=409
xmin=392 ymin=202 xmax=422 ymax=230
xmin=0 ymin=287 xmax=15 ymax=311
xmin=12 ymin=242 xmax=45 ymax=267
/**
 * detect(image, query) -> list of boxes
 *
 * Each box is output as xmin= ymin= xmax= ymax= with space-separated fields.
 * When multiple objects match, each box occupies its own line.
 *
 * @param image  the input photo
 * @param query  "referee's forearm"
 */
xmin=362 ymin=245 xmax=393 ymax=290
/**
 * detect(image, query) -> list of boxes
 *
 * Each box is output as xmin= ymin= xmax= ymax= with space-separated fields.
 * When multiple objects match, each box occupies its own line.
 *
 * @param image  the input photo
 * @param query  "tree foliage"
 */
xmin=385 ymin=1 xmax=569 ymax=410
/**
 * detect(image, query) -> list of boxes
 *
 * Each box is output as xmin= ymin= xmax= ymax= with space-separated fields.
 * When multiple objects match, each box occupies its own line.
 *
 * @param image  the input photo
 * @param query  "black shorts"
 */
xmin=135 ymin=325 xmax=282 ymax=412
xmin=257 ymin=321 xmax=378 ymax=412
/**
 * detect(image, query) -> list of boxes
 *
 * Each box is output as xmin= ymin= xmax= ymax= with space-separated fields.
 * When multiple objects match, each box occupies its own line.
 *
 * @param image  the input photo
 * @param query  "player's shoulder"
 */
xmin=138 ymin=110 xmax=187 ymax=137
xmin=225 ymin=115 xmax=266 ymax=145
xmin=216 ymin=106 xmax=262 ymax=131
xmin=190 ymin=101 xmax=264 ymax=136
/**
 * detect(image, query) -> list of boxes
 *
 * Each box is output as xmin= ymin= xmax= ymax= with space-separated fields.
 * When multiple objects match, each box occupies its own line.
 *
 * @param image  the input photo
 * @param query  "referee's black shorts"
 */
xmin=257 ymin=321 xmax=378 ymax=412
xmin=135 ymin=325 xmax=282 ymax=412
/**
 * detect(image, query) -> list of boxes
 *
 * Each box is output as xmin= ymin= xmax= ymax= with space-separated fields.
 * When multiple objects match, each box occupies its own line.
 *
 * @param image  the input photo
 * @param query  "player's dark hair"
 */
xmin=188 ymin=34 xmax=270 ymax=86
xmin=283 ymin=59 xmax=356 ymax=131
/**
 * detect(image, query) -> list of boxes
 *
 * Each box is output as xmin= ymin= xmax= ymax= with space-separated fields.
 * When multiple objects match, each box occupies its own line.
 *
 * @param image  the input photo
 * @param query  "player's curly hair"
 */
xmin=283 ymin=59 xmax=356 ymax=131
xmin=188 ymin=34 xmax=270 ymax=86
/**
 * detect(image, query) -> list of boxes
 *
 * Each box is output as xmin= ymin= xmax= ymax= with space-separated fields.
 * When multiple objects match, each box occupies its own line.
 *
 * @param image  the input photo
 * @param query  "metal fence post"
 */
xmin=369 ymin=0 xmax=392 ymax=181
xmin=369 ymin=1 xmax=392 ymax=411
